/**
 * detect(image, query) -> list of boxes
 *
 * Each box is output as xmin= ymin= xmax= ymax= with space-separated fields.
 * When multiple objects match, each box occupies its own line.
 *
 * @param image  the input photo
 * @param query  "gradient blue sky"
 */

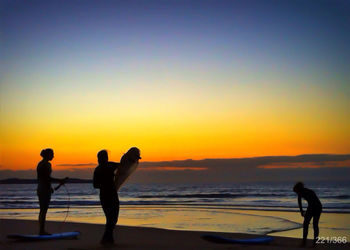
xmin=3 ymin=1 xmax=350 ymax=83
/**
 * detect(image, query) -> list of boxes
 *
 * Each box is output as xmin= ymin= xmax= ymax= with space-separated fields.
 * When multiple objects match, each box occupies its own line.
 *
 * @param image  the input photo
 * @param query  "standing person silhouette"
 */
xmin=37 ymin=148 xmax=67 ymax=235
xmin=293 ymin=182 xmax=322 ymax=247
xmin=93 ymin=148 xmax=141 ymax=245
xmin=93 ymin=150 xmax=120 ymax=246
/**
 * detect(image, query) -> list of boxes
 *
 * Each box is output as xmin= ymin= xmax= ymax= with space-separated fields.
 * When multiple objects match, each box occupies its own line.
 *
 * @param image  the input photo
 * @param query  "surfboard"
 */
xmin=202 ymin=234 xmax=273 ymax=244
xmin=7 ymin=231 xmax=80 ymax=241
xmin=115 ymin=161 xmax=139 ymax=191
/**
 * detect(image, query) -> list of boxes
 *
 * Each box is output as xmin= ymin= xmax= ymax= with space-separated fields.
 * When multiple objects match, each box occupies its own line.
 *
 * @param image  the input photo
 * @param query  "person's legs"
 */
xmin=101 ymin=198 xmax=111 ymax=243
xmin=312 ymin=208 xmax=322 ymax=246
xmin=107 ymin=198 xmax=119 ymax=230
xmin=100 ymin=194 xmax=119 ymax=244
xmin=39 ymin=207 xmax=48 ymax=234
xmin=111 ymin=195 xmax=120 ymax=240
xmin=103 ymin=202 xmax=116 ymax=242
xmin=303 ymin=209 xmax=312 ymax=245
xmin=38 ymin=192 xmax=51 ymax=234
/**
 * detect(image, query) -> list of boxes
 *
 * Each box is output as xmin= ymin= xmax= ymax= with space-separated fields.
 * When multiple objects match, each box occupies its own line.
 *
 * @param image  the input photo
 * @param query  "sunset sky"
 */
xmin=1 ymin=0 xmax=349 ymax=173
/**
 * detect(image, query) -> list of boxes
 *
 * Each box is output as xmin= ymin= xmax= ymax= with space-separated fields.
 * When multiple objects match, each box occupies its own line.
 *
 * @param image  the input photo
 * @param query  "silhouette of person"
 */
xmin=37 ymin=148 xmax=67 ymax=235
xmin=293 ymin=182 xmax=322 ymax=247
xmin=93 ymin=148 xmax=141 ymax=245
xmin=93 ymin=150 xmax=120 ymax=245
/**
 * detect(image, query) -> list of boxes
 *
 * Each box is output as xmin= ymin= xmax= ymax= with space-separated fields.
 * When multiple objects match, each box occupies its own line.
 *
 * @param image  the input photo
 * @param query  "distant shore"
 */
xmin=0 ymin=178 xmax=91 ymax=184
xmin=1 ymin=219 xmax=349 ymax=250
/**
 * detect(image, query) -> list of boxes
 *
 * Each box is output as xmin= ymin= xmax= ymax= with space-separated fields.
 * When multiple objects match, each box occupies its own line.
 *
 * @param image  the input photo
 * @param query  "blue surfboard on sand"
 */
xmin=202 ymin=234 xmax=273 ymax=244
xmin=7 ymin=231 xmax=80 ymax=241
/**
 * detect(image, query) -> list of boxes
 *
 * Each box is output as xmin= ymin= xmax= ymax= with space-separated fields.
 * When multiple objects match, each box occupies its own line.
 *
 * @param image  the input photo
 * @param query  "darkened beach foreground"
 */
xmin=1 ymin=219 xmax=349 ymax=250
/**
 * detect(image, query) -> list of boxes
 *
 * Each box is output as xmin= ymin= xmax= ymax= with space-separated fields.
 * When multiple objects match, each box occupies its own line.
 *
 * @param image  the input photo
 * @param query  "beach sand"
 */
xmin=1 ymin=219 xmax=349 ymax=250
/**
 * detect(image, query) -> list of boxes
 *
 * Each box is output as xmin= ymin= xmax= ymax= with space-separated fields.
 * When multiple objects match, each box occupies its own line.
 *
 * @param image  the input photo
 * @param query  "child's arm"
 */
xmin=298 ymin=195 xmax=304 ymax=217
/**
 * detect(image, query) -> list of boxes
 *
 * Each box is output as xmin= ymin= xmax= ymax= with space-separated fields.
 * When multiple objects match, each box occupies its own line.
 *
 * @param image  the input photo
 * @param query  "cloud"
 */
xmin=0 ymin=168 xmax=94 ymax=180
xmin=258 ymin=160 xmax=350 ymax=169
xmin=56 ymin=163 xmax=96 ymax=167
xmin=132 ymin=154 xmax=350 ymax=183
xmin=1 ymin=154 xmax=349 ymax=183
xmin=139 ymin=166 xmax=208 ymax=171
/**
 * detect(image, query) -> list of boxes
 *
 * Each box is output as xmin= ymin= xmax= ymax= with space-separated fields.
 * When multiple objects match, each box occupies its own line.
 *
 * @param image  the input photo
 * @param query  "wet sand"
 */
xmin=1 ymin=219 xmax=349 ymax=250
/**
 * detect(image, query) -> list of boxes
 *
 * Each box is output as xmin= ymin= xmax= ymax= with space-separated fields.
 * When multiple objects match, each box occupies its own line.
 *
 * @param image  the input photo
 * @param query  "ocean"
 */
xmin=1 ymin=182 xmax=349 ymax=238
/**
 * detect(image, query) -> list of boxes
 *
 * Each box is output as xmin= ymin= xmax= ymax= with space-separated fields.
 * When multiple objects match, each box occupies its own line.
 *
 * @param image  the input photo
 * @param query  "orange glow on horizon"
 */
xmin=258 ymin=160 xmax=350 ymax=169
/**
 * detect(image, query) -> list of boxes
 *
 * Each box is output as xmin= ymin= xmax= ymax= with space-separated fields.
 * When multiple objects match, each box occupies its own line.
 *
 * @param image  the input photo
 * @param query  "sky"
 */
xmin=1 ymin=0 xmax=349 ymax=179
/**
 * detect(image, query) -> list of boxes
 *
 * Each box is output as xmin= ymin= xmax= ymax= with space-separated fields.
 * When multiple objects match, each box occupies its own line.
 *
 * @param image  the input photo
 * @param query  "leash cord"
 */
xmin=62 ymin=184 xmax=70 ymax=224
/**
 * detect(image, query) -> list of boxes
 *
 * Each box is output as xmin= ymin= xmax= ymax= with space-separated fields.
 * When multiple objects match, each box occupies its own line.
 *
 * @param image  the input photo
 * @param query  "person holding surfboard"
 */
xmin=293 ymin=182 xmax=322 ymax=247
xmin=93 ymin=149 xmax=120 ymax=245
xmin=93 ymin=148 xmax=141 ymax=246
xmin=37 ymin=148 xmax=68 ymax=235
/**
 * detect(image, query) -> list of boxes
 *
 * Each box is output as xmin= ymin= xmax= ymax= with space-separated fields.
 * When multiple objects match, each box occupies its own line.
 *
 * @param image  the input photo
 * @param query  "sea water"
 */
xmin=1 ymin=182 xmax=349 ymax=238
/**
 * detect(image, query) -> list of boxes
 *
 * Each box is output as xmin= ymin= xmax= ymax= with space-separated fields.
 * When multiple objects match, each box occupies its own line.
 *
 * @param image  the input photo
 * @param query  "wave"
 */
xmin=1 ymin=183 xmax=349 ymax=214
xmin=1 ymin=201 xmax=349 ymax=213
xmin=321 ymin=195 xmax=350 ymax=199
xmin=137 ymin=193 xmax=292 ymax=199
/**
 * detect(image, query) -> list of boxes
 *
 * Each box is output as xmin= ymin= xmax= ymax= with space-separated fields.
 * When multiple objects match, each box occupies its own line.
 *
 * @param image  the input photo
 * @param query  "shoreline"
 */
xmin=1 ymin=219 xmax=350 ymax=250
xmin=0 ymin=216 xmax=301 ymax=237
xmin=1 ymin=206 xmax=349 ymax=240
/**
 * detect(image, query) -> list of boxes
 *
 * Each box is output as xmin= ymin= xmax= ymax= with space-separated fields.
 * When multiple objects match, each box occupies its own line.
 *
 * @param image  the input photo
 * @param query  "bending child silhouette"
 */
xmin=37 ymin=148 xmax=67 ymax=235
xmin=293 ymin=182 xmax=322 ymax=247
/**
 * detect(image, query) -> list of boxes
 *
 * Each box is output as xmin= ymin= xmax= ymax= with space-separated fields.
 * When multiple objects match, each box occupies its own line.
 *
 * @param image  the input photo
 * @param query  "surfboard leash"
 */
xmin=57 ymin=183 xmax=70 ymax=233
xmin=62 ymin=183 xmax=70 ymax=225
